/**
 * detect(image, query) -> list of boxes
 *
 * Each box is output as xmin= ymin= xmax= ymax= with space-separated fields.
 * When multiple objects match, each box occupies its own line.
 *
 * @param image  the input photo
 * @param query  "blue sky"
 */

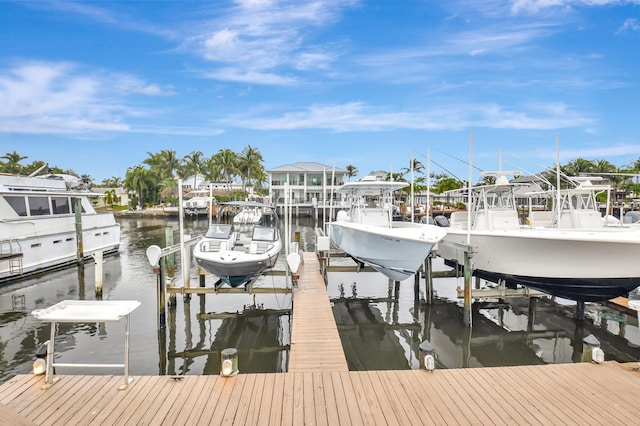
xmin=1 ymin=0 xmax=639 ymax=183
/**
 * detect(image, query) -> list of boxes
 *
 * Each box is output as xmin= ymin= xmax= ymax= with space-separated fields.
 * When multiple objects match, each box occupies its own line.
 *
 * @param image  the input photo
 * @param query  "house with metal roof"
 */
xmin=267 ymin=162 xmax=348 ymax=208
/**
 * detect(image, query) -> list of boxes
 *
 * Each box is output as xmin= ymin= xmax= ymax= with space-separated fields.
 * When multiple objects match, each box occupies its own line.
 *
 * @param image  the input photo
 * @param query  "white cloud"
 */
xmin=191 ymin=1 xmax=357 ymax=84
xmin=214 ymin=101 xmax=594 ymax=132
xmin=0 ymin=61 xmax=175 ymax=135
xmin=510 ymin=0 xmax=639 ymax=15
xmin=616 ymin=18 xmax=640 ymax=34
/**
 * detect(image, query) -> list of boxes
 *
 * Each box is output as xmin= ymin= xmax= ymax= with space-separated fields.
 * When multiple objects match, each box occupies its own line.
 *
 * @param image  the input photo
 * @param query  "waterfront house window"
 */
xmin=4 ymin=196 xmax=27 ymax=216
xmin=52 ymin=197 xmax=71 ymax=214
xmin=28 ymin=196 xmax=50 ymax=216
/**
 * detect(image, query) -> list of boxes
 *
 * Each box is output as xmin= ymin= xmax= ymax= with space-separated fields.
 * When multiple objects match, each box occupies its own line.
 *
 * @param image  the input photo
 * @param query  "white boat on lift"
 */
xmin=437 ymin=172 xmax=640 ymax=302
xmin=183 ymin=190 xmax=216 ymax=216
xmin=233 ymin=205 xmax=264 ymax=224
xmin=327 ymin=176 xmax=447 ymax=281
xmin=193 ymin=203 xmax=281 ymax=288
xmin=0 ymin=174 xmax=121 ymax=282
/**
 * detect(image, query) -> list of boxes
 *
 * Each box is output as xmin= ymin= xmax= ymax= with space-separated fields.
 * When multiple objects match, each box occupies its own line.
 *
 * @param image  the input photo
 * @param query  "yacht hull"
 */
xmin=438 ymin=228 xmax=640 ymax=302
xmin=329 ymin=221 xmax=446 ymax=281
xmin=0 ymin=216 xmax=120 ymax=282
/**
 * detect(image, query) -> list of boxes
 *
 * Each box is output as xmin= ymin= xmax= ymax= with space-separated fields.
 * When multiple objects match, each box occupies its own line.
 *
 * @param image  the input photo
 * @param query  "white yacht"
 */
xmin=437 ymin=172 xmax=640 ymax=302
xmin=327 ymin=176 xmax=447 ymax=281
xmin=0 ymin=174 xmax=121 ymax=282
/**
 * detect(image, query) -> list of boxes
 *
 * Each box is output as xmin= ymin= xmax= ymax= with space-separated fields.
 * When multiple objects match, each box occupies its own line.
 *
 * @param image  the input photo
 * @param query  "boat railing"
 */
xmin=0 ymin=239 xmax=22 ymax=256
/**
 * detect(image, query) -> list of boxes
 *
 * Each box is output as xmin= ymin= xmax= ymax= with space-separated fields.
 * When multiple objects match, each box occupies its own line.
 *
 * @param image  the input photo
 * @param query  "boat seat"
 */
xmin=449 ymin=211 xmax=474 ymax=230
xmin=201 ymin=240 xmax=224 ymax=252
xmin=249 ymin=242 xmax=272 ymax=254
xmin=528 ymin=211 xmax=554 ymax=228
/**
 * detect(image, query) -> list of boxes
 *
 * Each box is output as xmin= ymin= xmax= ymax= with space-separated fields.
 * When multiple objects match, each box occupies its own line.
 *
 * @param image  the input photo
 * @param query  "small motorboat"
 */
xmin=193 ymin=203 xmax=281 ymax=288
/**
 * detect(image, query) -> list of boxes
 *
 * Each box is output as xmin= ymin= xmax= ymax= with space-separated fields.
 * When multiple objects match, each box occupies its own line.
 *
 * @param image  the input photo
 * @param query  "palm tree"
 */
xmin=345 ymin=165 xmax=358 ymax=181
xmin=401 ymin=159 xmax=424 ymax=176
xmin=124 ymin=165 xmax=152 ymax=209
xmin=202 ymin=156 xmax=223 ymax=183
xmin=211 ymin=149 xmax=239 ymax=191
xmin=1 ymin=151 xmax=28 ymax=174
xmin=238 ymin=145 xmax=264 ymax=192
xmin=180 ymin=151 xmax=204 ymax=189
xmin=160 ymin=150 xmax=181 ymax=178
xmin=79 ymin=174 xmax=93 ymax=189
xmin=104 ymin=189 xmax=118 ymax=207
xmin=562 ymin=158 xmax=595 ymax=177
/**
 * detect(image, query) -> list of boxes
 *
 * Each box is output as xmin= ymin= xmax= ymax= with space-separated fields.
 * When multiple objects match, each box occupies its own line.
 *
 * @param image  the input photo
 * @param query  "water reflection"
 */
xmin=1 ymin=215 xmax=639 ymax=386
xmin=329 ymin=272 xmax=640 ymax=371
xmin=163 ymin=295 xmax=291 ymax=376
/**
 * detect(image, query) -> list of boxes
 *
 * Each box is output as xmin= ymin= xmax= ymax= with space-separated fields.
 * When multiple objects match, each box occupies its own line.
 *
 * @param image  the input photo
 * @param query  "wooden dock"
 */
xmin=289 ymin=252 xmax=349 ymax=373
xmin=2 ymin=251 xmax=640 ymax=425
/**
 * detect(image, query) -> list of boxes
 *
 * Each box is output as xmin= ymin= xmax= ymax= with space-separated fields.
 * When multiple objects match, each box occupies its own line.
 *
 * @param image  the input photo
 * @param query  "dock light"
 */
xmin=419 ymin=340 xmax=436 ymax=372
xmin=220 ymin=348 xmax=238 ymax=377
xmin=32 ymin=341 xmax=49 ymax=375
xmin=582 ymin=334 xmax=603 ymax=364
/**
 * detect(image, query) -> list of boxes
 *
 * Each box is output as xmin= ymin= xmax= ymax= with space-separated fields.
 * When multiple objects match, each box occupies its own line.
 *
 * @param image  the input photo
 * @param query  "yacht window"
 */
xmin=52 ymin=197 xmax=71 ymax=214
xmin=4 ymin=196 xmax=27 ymax=216
xmin=70 ymin=197 xmax=86 ymax=213
xmin=28 ymin=196 xmax=51 ymax=216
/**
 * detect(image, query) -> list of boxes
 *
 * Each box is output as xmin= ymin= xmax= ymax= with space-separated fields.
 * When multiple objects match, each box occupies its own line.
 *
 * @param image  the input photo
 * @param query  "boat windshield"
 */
xmin=205 ymin=224 xmax=233 ymax=239
xmin=252 ymin=226 xmax=277 ymax=242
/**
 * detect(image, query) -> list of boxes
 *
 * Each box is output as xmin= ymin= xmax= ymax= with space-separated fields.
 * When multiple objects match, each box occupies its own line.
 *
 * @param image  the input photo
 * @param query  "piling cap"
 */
xmin=419 ymin=340 xmax=434 ymax=352
xmin=583 ymin=334 xmax=600 ymax=346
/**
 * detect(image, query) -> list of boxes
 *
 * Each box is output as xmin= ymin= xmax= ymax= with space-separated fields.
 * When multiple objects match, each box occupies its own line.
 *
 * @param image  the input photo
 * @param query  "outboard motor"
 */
xmin=434 ymin=215 xmax=450 ymax=227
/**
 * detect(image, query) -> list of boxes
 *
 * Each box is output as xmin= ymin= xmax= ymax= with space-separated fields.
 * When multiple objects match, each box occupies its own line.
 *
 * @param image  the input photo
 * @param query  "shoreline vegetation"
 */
xmin=3 ymin=149 xmax=640 ymax=212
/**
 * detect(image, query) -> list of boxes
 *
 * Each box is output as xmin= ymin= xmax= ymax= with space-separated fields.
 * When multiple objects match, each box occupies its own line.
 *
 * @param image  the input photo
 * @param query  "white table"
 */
xmin=32 ymin=300 xmax=141 ymax=390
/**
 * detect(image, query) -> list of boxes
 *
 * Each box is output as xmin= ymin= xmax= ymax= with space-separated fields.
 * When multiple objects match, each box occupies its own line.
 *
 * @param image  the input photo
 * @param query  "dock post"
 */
xmin=463 ymin=251 xmax=472 ymax=326
xmin=414 ymin=271 xmax=420 ymax=302
xmin=157 ymin=258 xmax=167 ymax=328
xmin=74 ymin=198 xmax=84 ymax=266
xmin=93 ymin=250 xmax=103 ymax=297
xmin=527 ymin=296 xmax=537 ymax=332
xmin=165 ymin=227 xmax=175 ymax=278
xmin=424 ymin=256 xmax=433 ymax=304
xmin=576 ymin=301 xmax=585 ymax=321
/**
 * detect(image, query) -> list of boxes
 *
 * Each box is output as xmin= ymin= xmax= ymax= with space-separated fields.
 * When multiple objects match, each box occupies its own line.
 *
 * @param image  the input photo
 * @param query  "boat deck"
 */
xmin=2 ymin=251 xmax=640 ymax=425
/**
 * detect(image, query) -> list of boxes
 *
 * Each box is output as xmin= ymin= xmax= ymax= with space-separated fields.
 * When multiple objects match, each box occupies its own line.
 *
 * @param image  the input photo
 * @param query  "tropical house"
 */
xmin=267 ymin=162 xmax=347 ymax=208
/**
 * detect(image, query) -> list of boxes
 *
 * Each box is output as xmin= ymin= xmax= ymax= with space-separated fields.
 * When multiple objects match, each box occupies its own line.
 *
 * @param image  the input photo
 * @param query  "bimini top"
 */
xmin=337 ymin=176 xmax=408 ymax=196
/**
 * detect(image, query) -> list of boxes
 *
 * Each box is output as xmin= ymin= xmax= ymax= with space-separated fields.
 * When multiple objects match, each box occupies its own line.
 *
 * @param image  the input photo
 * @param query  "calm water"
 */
xmin=1 ymin=216 xmax=639 ymax=384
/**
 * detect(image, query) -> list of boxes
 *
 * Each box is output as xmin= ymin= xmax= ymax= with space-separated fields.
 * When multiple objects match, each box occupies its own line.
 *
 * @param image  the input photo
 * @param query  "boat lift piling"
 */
xmin=146 ymin=237 xmax=200 ymax=329
xmin=74 ymin=198 xmax=84 ymax=267
xmin=92 ymin=250 xmax=103 ymax=297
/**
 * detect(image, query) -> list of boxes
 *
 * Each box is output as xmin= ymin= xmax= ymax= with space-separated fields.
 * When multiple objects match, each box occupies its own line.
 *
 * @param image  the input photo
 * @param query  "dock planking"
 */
xmin=2 ymin=363 xmax=640 ymax=425
xmin=288 ymin=252 xmax=349 ymax=373
xmin=2 ymin=251 xmax=640 ymax=425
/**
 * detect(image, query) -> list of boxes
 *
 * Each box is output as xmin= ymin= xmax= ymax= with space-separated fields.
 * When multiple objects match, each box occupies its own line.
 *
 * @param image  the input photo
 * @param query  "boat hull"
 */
xmin=328 ymin=221 xmax=446 ymax=281
xmin=194 ymin=245 xmax=281 ymax=288
xmin=0 ymin=216 xmax=120 ymax=283
xmin=438 ymin=227 xmax=640 ymax=302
